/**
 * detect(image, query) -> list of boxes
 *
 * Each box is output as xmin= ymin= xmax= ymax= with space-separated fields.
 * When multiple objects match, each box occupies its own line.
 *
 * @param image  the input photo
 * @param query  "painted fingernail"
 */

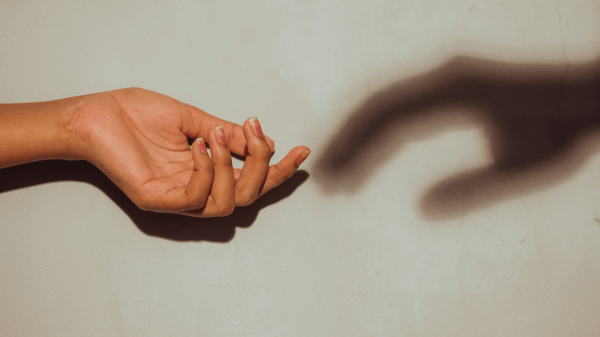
xmin=248 ymin=116 xmax=264 ymax=138
xmin=215 ymin=126 xmax=226 ymax=144
xmin=196 ymin=138 xmax=207 ymax=153
xmin=295 ymin=150 xmax=311 ymax=167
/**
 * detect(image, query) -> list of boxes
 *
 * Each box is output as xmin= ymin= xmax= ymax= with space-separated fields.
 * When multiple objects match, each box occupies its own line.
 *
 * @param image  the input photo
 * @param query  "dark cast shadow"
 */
xmin=315 ymin=56 xmax=600 ymax=220
xmin=0 ymin=160 xmax=309 ymax=241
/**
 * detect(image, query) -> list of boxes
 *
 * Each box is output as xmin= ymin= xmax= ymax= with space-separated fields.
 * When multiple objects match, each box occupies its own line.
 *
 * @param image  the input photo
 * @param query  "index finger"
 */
xmin=184 ymin=104 xmax=275 ymax=156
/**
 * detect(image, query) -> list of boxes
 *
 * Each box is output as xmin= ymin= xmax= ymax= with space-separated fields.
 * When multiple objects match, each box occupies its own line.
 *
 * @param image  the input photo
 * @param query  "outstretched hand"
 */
xmin=70 ymin=88 xmax=310 ymax=217
xmin=316 ymin=56 xmax=600 ymax=218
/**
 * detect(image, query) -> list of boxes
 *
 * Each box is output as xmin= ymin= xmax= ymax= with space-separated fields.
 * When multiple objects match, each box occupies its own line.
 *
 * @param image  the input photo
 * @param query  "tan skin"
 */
xmin=0 ymin=88 xmax=311 ymax=217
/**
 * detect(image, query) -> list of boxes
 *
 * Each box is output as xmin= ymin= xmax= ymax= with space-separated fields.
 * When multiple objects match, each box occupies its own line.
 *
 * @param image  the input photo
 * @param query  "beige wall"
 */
xmin=2 ymin=0 xmax=600 ymax=336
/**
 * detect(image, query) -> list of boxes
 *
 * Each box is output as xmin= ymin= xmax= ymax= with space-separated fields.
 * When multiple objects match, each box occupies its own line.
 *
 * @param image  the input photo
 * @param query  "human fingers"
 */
xmin=185 ymin=104 xmax=275 ymax=156
xmin=231 ymin=147 xmax=310 ymax=192
xmin=138 ymin=138 xmax=214 ymax=212
xmin=184 ymin=125 xmax=236 ymax=217
xmin=233 ymin=117 xmax=272 ymax=206
xmin=181 ymin=138 xmax=215 ymax=208
xmin=256 ymin=146 xmax=310 ymax=198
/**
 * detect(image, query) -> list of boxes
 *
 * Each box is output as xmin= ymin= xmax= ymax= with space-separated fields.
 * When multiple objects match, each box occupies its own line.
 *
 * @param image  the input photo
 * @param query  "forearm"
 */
xmin=0 ymin=96 xmax=87 ymax=169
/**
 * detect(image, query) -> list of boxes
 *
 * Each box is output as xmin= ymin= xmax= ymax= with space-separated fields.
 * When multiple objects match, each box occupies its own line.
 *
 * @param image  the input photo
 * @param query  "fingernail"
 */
xmin=248 ymin=116 xmax=264 ymax=138
xmin=295 ymin=150 xmax=311 ymax=167
xmin=215 ymin=126 xmax=226 ymax=144
xmin=196 ymin=138 xmax=207 ymax=153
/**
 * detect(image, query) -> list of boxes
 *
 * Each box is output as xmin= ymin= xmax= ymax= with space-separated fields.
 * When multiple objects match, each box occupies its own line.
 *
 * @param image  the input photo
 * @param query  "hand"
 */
xmin=316 ymin=56 xmax=600 ymax=219
xmin=70 ymin=88 xmax=310 ymax=217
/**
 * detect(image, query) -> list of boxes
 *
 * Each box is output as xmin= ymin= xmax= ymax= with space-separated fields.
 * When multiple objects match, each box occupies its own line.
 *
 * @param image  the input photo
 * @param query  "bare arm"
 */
xmin=0 ymin=95 xmax=88 ymax=168
xmin=0 ymin=89 xmax=310 ymax=217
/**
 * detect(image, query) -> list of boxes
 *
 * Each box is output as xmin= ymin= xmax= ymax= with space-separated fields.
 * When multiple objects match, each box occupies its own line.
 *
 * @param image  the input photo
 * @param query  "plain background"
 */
xmin=1 ymin=0 xmax=600 ymax=336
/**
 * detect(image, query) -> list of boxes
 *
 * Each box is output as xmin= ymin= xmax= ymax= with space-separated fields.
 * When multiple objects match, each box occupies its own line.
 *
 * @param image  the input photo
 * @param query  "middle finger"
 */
xmin=234 ymin=116 xmax=272 ymax=206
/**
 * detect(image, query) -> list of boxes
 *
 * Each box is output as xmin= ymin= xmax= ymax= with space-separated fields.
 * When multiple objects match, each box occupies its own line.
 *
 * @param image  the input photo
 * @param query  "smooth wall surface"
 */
xmin=2 ymin=0 xmax=600 ymax=336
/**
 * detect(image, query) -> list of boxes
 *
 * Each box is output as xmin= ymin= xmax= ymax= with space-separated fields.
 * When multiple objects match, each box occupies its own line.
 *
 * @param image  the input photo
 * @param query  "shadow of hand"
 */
xmin=0 ymin=160 xmax=309 ymax=241
xmin=315 ymin=56 xmax=600 ymax=220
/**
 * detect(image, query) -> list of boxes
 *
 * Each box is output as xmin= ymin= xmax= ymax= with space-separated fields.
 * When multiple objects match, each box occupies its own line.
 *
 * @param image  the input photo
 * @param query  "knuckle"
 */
xmin=198 ymin=165 xmax=215 ymax=176
xmin=189 ymin=197 xmax=208 ymax=209
xmin=235 ymin=192 xmax=256 ymax=207
xmin=252 ymin=147 xmax=273 ymax=162
xmin=185 ymin=191 xmax=209 ymax=209
xmin=214 ymin=158 xmax=233 ymax=169
xmin=284 ymin=171 xmax=296 ymax=182
xmin=274 ymin=175 xmax=287 ymax=186
xmin=272 ymin=168 xmax=294 ymax=187
xmin=218 ymin=203 xmax=235 ymax=216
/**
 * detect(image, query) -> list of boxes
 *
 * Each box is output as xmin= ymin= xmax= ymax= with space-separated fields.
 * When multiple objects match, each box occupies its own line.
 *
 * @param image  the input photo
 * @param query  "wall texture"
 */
xmin=1 ymin=0 xmax=600 ymax=336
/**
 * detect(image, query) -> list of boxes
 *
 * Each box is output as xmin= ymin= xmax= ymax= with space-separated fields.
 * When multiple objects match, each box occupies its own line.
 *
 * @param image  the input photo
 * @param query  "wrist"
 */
xmin=63 ymin=91 xmax=122 ymax=164
xmin=0 ymin=94 xmax=92 ymax=168
xmin=60 ymin=94 xmax=95 ymax=161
